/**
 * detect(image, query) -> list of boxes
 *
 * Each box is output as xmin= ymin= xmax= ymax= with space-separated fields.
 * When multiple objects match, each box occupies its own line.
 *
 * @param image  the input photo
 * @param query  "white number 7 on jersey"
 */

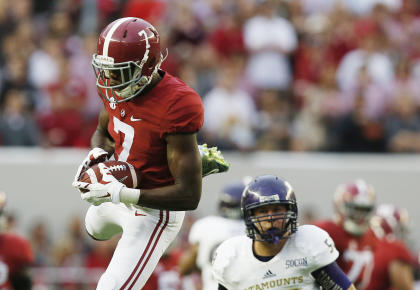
xmin=113 ymin=117 xmax=134 ymax=162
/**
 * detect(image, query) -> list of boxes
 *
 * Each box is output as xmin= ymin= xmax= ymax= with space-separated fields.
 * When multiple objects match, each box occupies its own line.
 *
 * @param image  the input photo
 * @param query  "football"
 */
xmin=78 ymin=161 xmax=141 ymax=192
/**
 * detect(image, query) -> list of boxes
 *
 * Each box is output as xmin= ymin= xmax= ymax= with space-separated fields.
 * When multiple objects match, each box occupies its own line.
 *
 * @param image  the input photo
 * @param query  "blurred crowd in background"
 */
xmin=2 ymin=0 xmax=420 ymax=152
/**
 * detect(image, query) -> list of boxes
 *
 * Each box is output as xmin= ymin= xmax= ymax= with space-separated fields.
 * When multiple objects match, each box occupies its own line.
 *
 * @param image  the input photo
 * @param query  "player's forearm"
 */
xmin=389 ymin=261 xmax=414 ymax=290
xmin=312 ymin=262 xmax=353 ymax=290
xmin=91 ymin=107 xmax=114 ymax=153
xmin=91 ymin=129 xmax=114 ymax=153
xmin=134 ymin=182 xmax=201 ymax=210
xmin=178 ymin=243 xmax=199 ymax=275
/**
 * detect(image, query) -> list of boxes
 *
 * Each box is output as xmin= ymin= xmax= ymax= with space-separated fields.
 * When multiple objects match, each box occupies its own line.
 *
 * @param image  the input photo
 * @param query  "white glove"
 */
xmin=73 ymin=147 xmax=109 ymax=185
xmin=72 ymin=163 xmax=125 ymax=206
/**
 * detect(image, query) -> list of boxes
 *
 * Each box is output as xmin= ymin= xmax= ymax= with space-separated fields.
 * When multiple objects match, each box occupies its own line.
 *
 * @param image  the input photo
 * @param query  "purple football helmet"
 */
xmin=218 ymin=177 xmax=251 ymax=219
xmin=241 ymin=175 xmax=297 ymax=243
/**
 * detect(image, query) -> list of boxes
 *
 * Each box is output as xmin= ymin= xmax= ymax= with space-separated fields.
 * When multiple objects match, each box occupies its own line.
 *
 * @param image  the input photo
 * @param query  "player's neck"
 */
xmin=140 ymin=71 xmax=163 ymax=95
xmin=253 ymin=239 xmax=286 ymax=257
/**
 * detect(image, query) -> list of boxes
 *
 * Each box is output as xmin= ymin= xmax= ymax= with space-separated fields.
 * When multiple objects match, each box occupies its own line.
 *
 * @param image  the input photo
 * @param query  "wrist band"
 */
xmin=120 ymin=187 xmax=141 ymax=205
xmin=112 ymin=183 xmax=124 ymax=204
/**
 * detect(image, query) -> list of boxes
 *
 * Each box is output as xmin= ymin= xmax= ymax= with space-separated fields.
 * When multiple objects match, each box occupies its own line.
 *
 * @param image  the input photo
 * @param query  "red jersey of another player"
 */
xmin=143 ymin=249 xmax=183 ymax=290
xmin=0 ymin=233 xmax=34 ymax=289
xmin=314 ymin=220 xmax=377 ymax=287
xmin=315 ymin=220 xmax=415 ymax=290
xmin=102 ymin=71 xmax=204 ymax=189
xmin=364 ymin=238 xmax=413 ymax=290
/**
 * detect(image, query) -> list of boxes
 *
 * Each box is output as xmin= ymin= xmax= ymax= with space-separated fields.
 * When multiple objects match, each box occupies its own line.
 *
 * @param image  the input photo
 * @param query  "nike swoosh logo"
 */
xmin=130 ymin=116 xmax=142 ymax=122
xmin=135 ymin=211 xmax=146 ymax=216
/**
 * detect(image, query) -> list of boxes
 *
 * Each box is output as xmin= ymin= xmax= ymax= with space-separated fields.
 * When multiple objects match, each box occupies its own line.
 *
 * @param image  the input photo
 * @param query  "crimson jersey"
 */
xmin=314 ymin=220 xmax=377 ymax=287
xmin=102 ymin=71 xmax=204 ymax=189
xmin=0 ymin=233 xmax=34 ymax=289
xmin=365 ymin=238 xmax=413 ymax=290
xmin=315 ymin=220 xmax=413 ymax=290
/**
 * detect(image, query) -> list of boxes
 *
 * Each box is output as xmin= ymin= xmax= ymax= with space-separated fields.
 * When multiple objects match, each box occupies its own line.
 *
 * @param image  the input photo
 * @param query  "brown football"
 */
xmin=79 ymin=161 xmax=141 ymax=192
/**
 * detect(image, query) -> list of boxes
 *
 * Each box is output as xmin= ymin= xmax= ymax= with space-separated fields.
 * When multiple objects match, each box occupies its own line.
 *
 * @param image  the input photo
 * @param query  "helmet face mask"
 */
xmin=247 ymin=205 xmax=297 ymax=244
xmin=219 ymin=202 xmax=242 ymax=220
xmin=342 ymin=204 xmax=374 ymax=235
xmin=92 ymin=58 xmax=148 ymax=102
xmin=92 ymin=17 xmax=165 ymax=103
xmin=241 ymin=175 xmax=298 ymax=244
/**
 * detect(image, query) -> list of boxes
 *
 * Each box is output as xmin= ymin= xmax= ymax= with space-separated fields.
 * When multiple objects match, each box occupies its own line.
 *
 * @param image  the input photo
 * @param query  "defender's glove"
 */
xmin=74 ymin=147 xmax=109 ymax=185
xmin=199 ymin=144 xmax=230 ymax=177
xmin=72 ymin=163 xmax=125 ymax=206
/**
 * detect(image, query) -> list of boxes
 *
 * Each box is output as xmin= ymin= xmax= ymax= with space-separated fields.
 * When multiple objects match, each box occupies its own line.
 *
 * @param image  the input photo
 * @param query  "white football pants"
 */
xmin=85 ymin=202 xmax=185 ymax=290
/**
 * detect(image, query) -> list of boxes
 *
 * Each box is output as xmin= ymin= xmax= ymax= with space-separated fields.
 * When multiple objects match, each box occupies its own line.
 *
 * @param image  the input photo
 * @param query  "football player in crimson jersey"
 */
xmin=212 ymin=175 xmax=356 ymax=290
xmin=71 ymin=17 xmax=228 ymax=289
xmin=0 ymin=191 xmax=34 ymax=289
xmin=314 ymin=180 xmax=414 ymax=290
xmin=369 ymin=204 xmax=415 ymax=290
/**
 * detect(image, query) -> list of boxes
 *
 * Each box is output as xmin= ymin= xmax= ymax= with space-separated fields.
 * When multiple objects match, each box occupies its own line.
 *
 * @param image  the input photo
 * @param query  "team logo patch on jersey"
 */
xmin=285 ymin=257 xmax=308 ymax=269
xmin=263 ymin=269 xmax=276 ymax=279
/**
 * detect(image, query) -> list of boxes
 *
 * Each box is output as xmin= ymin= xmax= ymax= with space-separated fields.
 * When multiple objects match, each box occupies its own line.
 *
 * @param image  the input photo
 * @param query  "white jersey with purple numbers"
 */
xmin=212 ymin=225 xmax=339 ymax=290
xmin=189 ymin=215 xmax=246 ymax=290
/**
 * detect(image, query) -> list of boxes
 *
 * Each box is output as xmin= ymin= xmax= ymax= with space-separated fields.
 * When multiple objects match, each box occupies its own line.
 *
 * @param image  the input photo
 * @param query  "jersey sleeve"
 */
xmin=161 ymin=90 xmax=204 ymax=136
xmin=212 ymin=239 xmax=236 ymax=290
xmin=388 ymin=240 xmax=416 ymax=265
xmin=20 ymin=238 xmax=34 ymax=265
xmin=12 ymin=235 xmax=34 ymax=268
xmin=297 ymin=225 xmax=339 ymax=273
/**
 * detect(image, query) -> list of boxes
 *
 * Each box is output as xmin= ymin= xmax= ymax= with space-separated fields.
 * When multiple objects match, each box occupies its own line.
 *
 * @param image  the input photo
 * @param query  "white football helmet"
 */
xmin=371 ymin=204 xmax=410 ymax=240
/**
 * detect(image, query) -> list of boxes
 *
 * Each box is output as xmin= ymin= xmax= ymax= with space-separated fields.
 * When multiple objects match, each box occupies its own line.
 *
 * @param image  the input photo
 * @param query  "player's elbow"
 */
xmin=178 ymin=180 xmax=201 ymax=210
xmin=185 ymin=194 xmax=200 ymax=210
xmin=182 ymin=187 xmax=201 ymax=210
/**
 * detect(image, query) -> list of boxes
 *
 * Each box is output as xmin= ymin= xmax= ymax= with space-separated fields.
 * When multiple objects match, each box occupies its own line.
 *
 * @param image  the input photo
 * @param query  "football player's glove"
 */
xmin=72 ymin=163 xmax=125 ymax=206
xmin=199 ymin=144 xmax=230 ymax=177
xmin=74 ymin=147 xmax=109 ymax=185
